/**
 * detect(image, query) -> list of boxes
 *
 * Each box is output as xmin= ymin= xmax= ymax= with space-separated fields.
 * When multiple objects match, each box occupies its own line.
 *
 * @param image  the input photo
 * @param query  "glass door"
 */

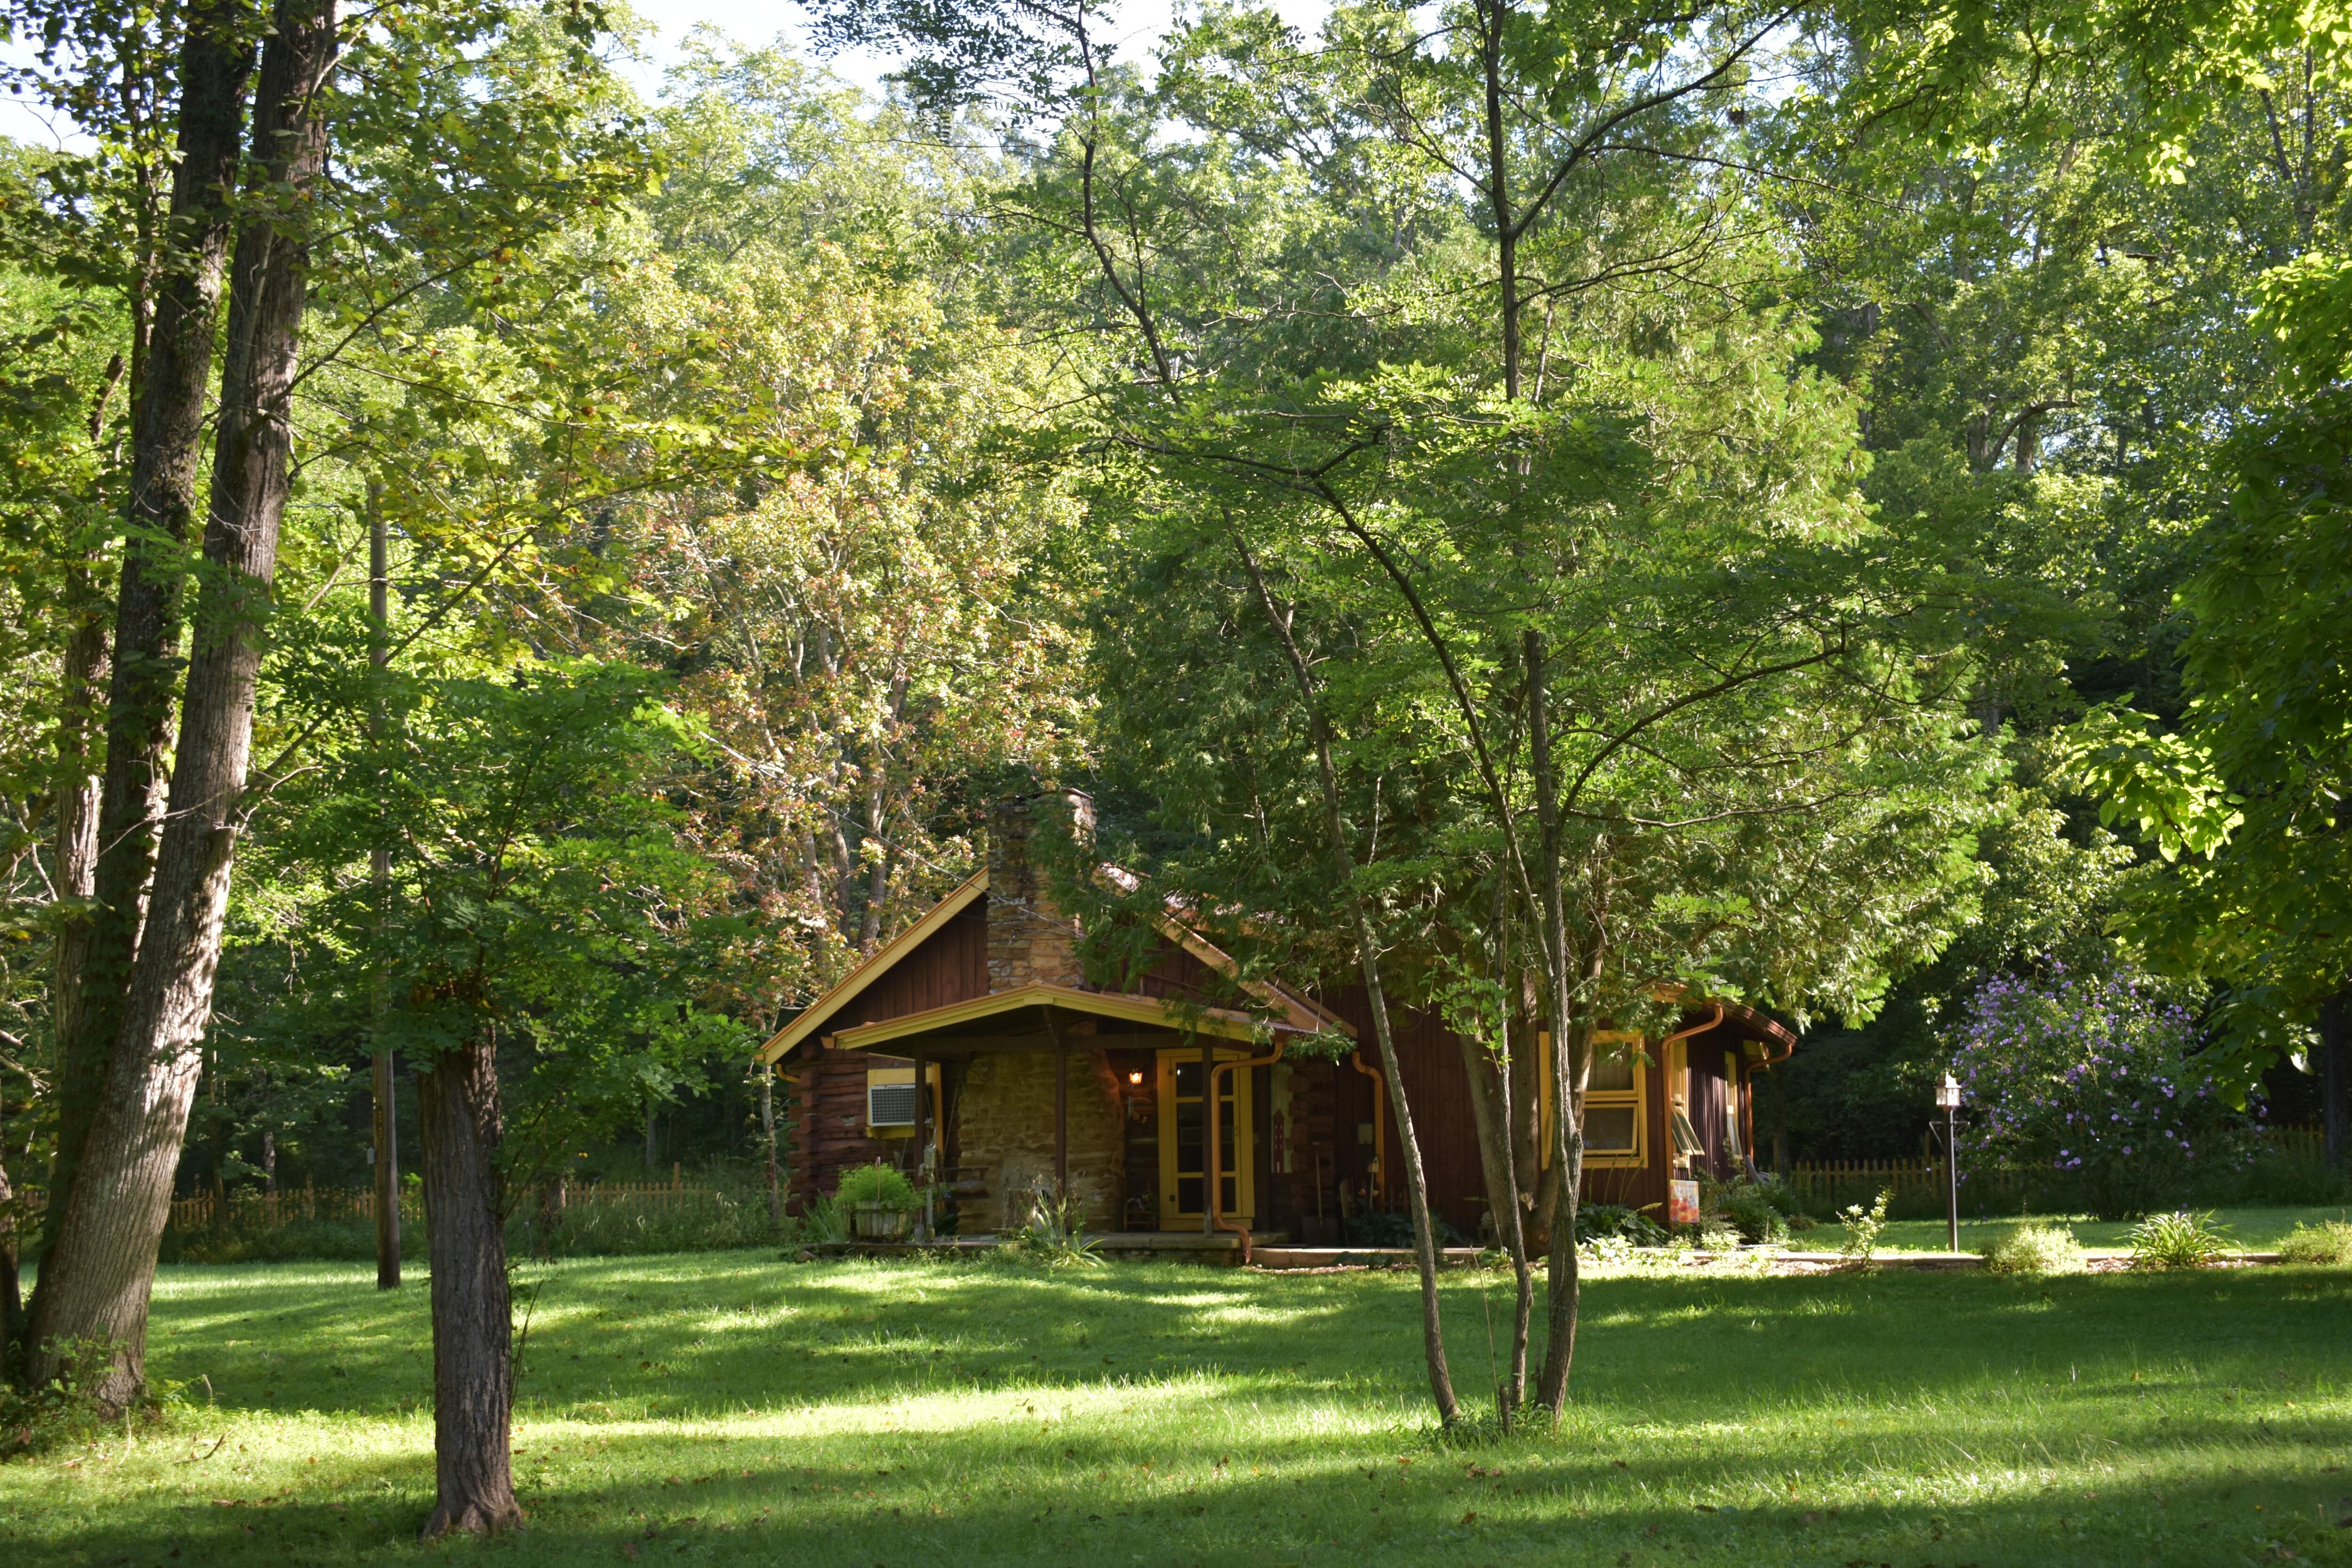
xmin=1156 ymin=1049 xmax=1254 ymax=1226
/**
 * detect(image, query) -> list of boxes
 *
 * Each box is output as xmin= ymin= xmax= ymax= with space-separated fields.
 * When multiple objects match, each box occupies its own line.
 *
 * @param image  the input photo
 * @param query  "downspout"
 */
xmin=1208 ymin=1035 xmax=1288 ymax=1264
xmin=1350 ymin=1049 xmax=1388 ymax=1210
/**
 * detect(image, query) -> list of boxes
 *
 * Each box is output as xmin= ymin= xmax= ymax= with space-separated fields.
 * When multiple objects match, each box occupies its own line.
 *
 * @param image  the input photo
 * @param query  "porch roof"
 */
xmin=827 ymin=981 xmax=1288 ymax=1053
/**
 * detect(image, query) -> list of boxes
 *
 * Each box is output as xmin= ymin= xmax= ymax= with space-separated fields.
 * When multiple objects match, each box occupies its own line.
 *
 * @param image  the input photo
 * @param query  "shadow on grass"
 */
xmin=18 ymin=1256 xmax=2345 ymax=1567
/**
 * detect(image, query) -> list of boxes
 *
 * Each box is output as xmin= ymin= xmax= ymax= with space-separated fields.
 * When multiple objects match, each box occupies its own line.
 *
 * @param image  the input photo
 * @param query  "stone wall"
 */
xmin=954 ymin=1049 xmax=1125 ymax=1232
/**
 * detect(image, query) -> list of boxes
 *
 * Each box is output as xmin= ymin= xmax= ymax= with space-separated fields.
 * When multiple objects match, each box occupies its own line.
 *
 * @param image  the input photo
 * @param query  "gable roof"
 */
xmin=756 ymin=871 xmax=986 ymax=1064
xmin=754 ymin=868 xmax=1349 ymax=1065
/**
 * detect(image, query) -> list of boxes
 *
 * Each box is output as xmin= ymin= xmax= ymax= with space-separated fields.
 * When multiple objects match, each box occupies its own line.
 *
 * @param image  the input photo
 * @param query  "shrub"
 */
xmin=1720 ymin=1194 xmax=1789 ymax=1244
xmin=1981 ymin=1223 xmax=2086 ymax=1276
xmin=834 ymin=1163 xmax=918 ymax=1210
xmin=1697 ymin=1224 xmax=1745 ymax=1252
xmin=1576 ymin=1203 xmax=1669 ymax=1247
xmin=1837 ymin=1188 xmax=1891 ymax=1268
xmin=1948 ymin=969 xmax=2259 ymax=1220
xmin=1578 ymin=1233 xmax=1639 ymax=1267
xmin=2277 ymin=1219 xmax=2352 ymax=1267
xmin=2128 ymin=1209 xmax=2233 ymax=1270
xmin=1005 ymin=1183 xmax=1102 ymax=1268
xmin=795 ymin=1195 xmax=849 ymax=1246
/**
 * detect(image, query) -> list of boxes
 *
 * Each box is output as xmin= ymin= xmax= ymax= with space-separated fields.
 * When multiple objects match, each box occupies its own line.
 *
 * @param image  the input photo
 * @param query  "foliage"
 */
xmin=0 ymin=1336 xmax=167 ymax=1458
xmin=1575 ymin=1204 xmax=1669 ymax=1248
xmin=795 ymin=1196 xmax=850 ymax=1247
xmin=1717 ymin=1193 xmax=1791 ymax=1246
xmin=834 ymin=1163 xmax=919 ymax=1212
xmin=1005 ymin=1183 xmax=1102 ymax=1268
xmin=2276 ymin=1219 xmax=2352 ymax=1267
xmin=1980 ymin=1224 xmax=2087 ymax=1276
xmin=1837 ymin=1189 xmax=1893 ymax=1267
xmin=2127 ymin=1210 xmax=2235 ymax=1270
xmin=1948 ymin=969 xmax=2259 ymax=1218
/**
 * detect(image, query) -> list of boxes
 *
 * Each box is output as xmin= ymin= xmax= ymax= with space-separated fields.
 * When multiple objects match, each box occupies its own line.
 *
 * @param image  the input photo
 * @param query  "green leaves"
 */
xmin=2054 ymin=706 xmax=2242 ymax=861
xmin=2254 ymin=252 xmax=2352 ymax=394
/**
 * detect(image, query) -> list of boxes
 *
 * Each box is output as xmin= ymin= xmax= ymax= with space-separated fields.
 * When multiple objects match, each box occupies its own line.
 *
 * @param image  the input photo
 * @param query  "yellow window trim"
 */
xmin=1535 ymin=1029 xmax=1647 ymax=1170
xmin=1583 ymin=1029 xmax=1646 ymax=1169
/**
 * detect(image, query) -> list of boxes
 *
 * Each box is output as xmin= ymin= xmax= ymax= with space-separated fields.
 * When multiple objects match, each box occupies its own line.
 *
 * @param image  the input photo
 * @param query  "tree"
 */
xmin=24 ymin=0 xmax=335 ymax=1405
xmin=250 ymin=659 xmax=742 ymax=1534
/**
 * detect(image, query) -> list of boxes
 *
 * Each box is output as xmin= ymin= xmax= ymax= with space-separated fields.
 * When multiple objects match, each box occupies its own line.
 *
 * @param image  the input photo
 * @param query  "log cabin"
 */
xmin=757 ymin=789 xmax=1796 ymax=1249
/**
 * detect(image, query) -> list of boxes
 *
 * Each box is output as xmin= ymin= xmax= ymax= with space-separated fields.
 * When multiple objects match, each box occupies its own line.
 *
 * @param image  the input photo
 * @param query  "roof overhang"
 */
xmin=831 ymin=981 xmax=1284 ymax=1053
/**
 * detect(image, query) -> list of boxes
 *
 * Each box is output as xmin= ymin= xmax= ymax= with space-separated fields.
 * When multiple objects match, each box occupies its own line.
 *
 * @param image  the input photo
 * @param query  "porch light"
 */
xmin=1128 ymin=1070 xmax=1144 ymax=1085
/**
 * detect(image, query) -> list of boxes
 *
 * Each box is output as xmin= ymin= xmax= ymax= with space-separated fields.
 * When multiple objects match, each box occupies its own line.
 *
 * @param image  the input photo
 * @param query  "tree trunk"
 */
xmin=1456 ymin=1028 xmax=1531 ymax=1421
xmin=24 ymin=0 xmax=336 ymax=1407
xmin=370 ymin=484 xmax=401 ymax=1289
xmin=1525 ymin=630 xmax=1590 ymax=1421
xmin=48 ymin=590 xmax=107 ymax=1043
xmin=0 ymin=1082 xmax=20 ymax=1380
xmin=41 ymin=3 xmax=254 ymax=1256
xmin=415 ymin=1035 xmax=523 ymax=1537
xmin=759 ymin=1066 xmax=782 ymax=1229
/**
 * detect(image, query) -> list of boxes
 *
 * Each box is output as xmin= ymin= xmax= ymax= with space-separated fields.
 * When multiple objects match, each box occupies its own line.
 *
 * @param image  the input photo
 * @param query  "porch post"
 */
xmin=1201 ymin=1039 xmax=1215 ymax=1235
xmin=912 ymin=1049 xmax=930 ymax=1240
xmin=1054 ymin=1044 xmax=1069 ymax=1202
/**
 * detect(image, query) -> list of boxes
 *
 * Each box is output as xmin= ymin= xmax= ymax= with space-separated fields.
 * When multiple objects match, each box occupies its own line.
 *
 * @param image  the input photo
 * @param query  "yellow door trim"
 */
xmin=1155 ymin=1046 xmax=1255 ymax=1227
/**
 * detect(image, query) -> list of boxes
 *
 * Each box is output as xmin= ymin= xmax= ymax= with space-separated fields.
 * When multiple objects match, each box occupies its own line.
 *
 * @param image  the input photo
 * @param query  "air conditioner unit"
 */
xmin=868 ymin=1080 xmax=920 ymax=1128
xmin=865 ymin=1062 xmax=935 ymax=1131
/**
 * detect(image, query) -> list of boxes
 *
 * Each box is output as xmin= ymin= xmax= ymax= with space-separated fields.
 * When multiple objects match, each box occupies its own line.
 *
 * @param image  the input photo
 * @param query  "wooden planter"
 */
xmin=852 ymin=1203 xmax=912 ymax=1241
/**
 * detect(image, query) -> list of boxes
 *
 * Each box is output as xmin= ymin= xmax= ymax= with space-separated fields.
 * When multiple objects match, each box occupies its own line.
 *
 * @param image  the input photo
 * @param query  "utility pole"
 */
xmin=369 ymin=484 xmax=399 ymax=1289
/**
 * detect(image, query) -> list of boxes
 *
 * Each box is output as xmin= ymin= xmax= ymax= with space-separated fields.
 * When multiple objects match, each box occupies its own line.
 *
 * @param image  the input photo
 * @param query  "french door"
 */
xmin=1156 ymin=1047 xmax=1255 ymax=1227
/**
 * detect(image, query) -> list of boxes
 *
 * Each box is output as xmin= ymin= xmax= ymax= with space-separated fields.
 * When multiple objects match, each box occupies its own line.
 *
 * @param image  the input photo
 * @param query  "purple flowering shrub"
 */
xmin=1948 ymin=969 xmax=2258 ymax=1219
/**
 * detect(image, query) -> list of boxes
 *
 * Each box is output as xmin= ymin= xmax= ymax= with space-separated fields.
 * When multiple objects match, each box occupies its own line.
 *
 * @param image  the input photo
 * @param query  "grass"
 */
xmin=1875 ymin=1205 xmax=2347 ymax=1253
xmin=3 ymin=1248 xmax=2349 ymax=1567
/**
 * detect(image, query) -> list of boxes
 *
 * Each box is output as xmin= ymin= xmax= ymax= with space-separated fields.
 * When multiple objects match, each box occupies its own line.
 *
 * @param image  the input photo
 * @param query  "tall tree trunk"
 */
xmin=1526 ymin=631 xmax=1589 ymax=1421
xmin=25 ymin=0 xmax=336 ymax=1407
xmin=45 ymin=593 xmax=107 ymax=1128
xmin=1241 ymin=546 xmax=1459 ymax=1426
xmin=369 ymin=484 xmax=401 ymax=1289
xmin=41 ymin=3 xmax=254 ymax=1256
xmin=0 ymin=1082 xmax=20 ymax=1381
xmin=414 ymin=1034 xmax=523 ymax=1537
xmin=759 ymin=1065 xmax=782 ymax=1229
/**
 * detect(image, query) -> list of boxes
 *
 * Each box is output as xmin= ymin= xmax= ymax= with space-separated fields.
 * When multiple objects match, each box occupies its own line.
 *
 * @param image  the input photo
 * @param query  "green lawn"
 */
xmin=1874 ymin=1206 xmax=2350 ymax=1253
xmin=4 ymin=1250 xmax=2349 ymax=1567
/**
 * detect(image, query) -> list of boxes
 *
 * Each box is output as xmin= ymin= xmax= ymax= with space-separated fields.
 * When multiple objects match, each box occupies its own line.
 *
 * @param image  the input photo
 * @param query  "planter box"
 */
xmin=852 ymin=1203 xmax=912 ymax=1241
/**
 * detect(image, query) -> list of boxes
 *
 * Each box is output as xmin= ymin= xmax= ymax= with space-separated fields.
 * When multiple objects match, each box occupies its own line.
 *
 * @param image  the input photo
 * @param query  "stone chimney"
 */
xmin=986 ymin=788 xmax=1094 ymax=992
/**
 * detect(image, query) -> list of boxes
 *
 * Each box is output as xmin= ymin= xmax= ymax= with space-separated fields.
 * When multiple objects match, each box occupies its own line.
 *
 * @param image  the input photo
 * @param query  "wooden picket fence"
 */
xmin=14 ymin=1166 xmax=730 ymax=1235
xmin=1780 ymin=1124 xmax=2326 ymax=1211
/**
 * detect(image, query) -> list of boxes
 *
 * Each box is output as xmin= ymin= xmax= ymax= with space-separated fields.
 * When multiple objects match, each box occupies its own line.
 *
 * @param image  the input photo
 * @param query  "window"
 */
xmin=1581 ymin=1031 xmax=1645 ymax=1167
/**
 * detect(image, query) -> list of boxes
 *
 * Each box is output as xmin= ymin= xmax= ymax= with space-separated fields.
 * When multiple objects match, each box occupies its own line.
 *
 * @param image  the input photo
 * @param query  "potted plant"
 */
xmin=836 ymin=1162 xmax=918 ymax=1241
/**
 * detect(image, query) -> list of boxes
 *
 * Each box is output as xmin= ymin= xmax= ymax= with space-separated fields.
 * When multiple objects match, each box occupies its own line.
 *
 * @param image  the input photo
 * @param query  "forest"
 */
xmin=2 ymin=0 xmax=2351 ymax=1538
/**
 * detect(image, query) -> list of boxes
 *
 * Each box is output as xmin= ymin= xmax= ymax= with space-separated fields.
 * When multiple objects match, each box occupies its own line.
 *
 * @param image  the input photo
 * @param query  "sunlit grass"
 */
xmin=1875 ymin=1205 xmax=2347 ymax=1251
xmin=2 ymin=1248 xmax=2347 ymax=1565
